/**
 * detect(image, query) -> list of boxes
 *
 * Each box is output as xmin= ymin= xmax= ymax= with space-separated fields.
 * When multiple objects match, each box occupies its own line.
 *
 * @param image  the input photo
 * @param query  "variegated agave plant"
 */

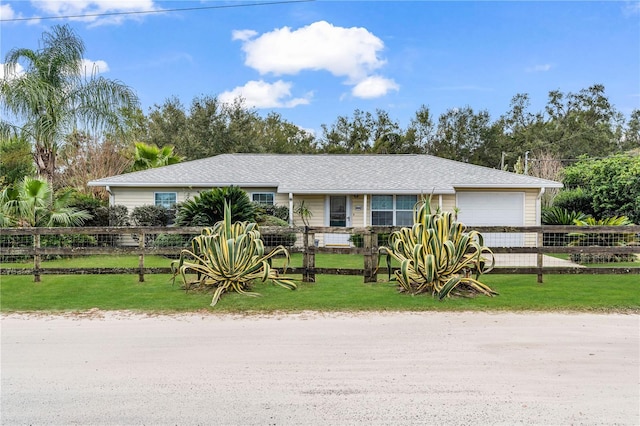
xmin=381 ymin=199 xmax=497 ymax=299
xmin=171 ymin=202 xmax=296 ymax=306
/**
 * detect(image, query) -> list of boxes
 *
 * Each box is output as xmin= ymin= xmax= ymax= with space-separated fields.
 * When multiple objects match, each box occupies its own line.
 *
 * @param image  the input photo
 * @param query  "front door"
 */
xmin=325 ymin=195 xmax=351 ymax=245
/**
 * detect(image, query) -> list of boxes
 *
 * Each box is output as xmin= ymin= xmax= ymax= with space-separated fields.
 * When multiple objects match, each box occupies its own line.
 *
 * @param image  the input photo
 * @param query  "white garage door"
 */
xmin=456 ymin=192 xmax=524 ymax=247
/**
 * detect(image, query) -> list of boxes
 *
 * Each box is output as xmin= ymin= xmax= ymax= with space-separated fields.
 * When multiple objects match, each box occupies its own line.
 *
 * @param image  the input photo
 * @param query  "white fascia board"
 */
xmin=278 ymin=188 xmax=456 ymax=195
xmin=453 ymin=182 xmax=563 ymax=189
xmin=87 ymin=181 xmax=280 ymax=188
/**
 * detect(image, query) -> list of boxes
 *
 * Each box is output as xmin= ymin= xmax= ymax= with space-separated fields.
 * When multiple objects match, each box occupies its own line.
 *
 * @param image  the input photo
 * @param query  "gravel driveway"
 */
xmin=1 ymin=311 xmax=638 ymax=425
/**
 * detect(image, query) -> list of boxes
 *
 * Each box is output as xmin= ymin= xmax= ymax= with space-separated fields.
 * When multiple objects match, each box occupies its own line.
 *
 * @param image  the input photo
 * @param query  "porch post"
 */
xmin=288 ymin=193 xmax=294 ymax=226
xmin=363 ymin=194 xmax=368 ymax=227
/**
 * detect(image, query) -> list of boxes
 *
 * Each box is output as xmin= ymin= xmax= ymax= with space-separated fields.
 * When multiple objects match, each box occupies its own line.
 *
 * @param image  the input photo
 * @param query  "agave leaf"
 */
xmin=378 ymin=196 xmax=496 ymax=300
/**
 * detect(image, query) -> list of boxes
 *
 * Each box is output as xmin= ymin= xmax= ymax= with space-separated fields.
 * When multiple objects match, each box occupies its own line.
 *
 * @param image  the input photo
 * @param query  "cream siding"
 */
xmin=111 ymin=186 xmax=543 ymax=248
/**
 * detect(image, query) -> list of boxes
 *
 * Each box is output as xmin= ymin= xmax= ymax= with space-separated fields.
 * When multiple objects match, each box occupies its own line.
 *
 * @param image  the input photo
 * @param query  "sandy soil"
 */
xmin=1 ymin=311 xmax=638 ymax=425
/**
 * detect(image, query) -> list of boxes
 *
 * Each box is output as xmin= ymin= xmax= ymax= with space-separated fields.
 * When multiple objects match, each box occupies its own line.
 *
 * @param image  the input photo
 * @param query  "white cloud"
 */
xmin=0 ymin=63 xmax=25 ymax=80
xmin=30 ymin=0 xmax=160 ymax=25
xmin=219 ymin=80 xmax=312 ymax=109
xmin=232 ymin=29 xmax=258 ymax=41
xmin=0 ymin=4 xmax=18 ymax=20
xmin=351 ymin=75 xmax=399 ymax=99
xmin=526 ymin=64 xmax=553 ymax=72
xmin=80 ymin=59 xmax=110 ymax=77
xmin=235 ymin=20 xmax=386 ymax=82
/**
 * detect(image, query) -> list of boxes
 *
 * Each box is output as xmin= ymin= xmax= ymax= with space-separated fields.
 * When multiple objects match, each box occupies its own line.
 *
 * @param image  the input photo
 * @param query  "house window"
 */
xmin=371 ymin=195 xmax=417 ymax=226
xmin=371 ymin=195 xmax=393 ymax=226
xmin=252 ymin=192 xmax=275 ymax=205
xmin=154 ymin=192 xmax=177 ymax=209
xmin=396 ymin=195 xmax=417 ymax=226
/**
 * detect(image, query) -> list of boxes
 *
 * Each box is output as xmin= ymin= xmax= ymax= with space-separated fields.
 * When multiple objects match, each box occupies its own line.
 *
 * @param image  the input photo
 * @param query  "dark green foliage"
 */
xmin=559 ymin=155 xmax=640 ymax=223
xmin=70 ymin=194 xmax=107 ymax=227
xmin=552 ymin=188 xmax=595 ymax=218
xmin=175 ymin=186 xmax=256 ymax=226
xmin=153 ymin=233 xmax=192 ymax=259
xmin=153 ymin=233 xmax=191 ymax=248
xmin=569 ymin=216 xmax=637 ymax=263
xmin=253 ymin=203 xmax=290 ymax=222
xmin=131 ymin=205 xmax=171 ymax=226
xmin=541 ymin=207 xmax=588 ymax=225
xmin=257 ymin=215 xmax=296 ymax=247
xmin=0 ymin=136 xmax=34 ymax=187
xmin=349 ymin=233 xmax=390 ymax=248
xmin=109 ymin=205 xmax=130 ymax=226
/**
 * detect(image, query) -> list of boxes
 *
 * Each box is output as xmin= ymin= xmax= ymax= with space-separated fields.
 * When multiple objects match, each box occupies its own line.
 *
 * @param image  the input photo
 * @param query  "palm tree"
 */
xmin=131 ymin=141 xmax=184 ymax=171
xmin=0 ymin=176 xmax=91 ymax=227
xmin=0 ymin=24 xmax=139 ymax=184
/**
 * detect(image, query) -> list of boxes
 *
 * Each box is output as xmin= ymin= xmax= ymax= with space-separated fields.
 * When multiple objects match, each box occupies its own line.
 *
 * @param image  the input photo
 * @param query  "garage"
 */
xmin=456 ymin=192 xmax=525 ymax=247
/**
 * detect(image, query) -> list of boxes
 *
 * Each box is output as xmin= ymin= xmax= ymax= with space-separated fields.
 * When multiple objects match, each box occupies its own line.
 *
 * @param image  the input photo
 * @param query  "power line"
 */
xmin=0 ymin=0 xmax=314 ymax=22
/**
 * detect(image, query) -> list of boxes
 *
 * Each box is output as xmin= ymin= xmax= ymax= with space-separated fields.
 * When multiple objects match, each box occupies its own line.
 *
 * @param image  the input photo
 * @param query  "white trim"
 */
xmin=281 ymin=188 xmax=456 ymax=195
xmin=453 ymin=183 xmax=563 ymax=189
xmin=363 ymin=194 xmax=368 ymax=227
xmin=88 ymin=181 xmax=280 ymax=188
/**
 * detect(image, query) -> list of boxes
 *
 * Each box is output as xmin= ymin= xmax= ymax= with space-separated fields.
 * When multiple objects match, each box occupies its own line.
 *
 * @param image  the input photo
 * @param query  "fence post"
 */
xmin=33 ymin=232 xmax=41 ymax=283
xmin=302 ymin=227 xmax=315 ymax=283
xmin=363 ymin=228 xmax=376 ymax=283
xmin=537 ymin=229 xmax=544 ymax=284
xmin=138 ymin=231 xmax=145 ymax=283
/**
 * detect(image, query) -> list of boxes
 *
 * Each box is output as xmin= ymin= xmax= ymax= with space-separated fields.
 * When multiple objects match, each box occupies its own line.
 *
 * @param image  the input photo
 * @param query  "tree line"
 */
xmin=1 ymin=24 xmax=639 ymax=214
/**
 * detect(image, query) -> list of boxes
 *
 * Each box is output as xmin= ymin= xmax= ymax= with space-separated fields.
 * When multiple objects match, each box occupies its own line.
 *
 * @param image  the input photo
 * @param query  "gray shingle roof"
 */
xmin=88 ymin=154 xmax=563 ymax=194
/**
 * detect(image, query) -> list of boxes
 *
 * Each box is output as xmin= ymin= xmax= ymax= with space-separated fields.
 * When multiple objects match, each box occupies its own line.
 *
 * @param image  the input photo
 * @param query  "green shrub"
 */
xmin=541 ymin=207 xmax=590 ymax=246
xmin=560 ymin=155 xmax=640 ymax=223
xmin=153 ymin=233 xmax=191 ymax=248
xmin=254 ymin=203 xmax=290 ymax=222
xmin=175 ymin=186 xmax=256 ymax=227
xmin=569 ymin=216 xmax=638 ymax=263
xmin=153 ymin=233 xmax=192 ymax=259
xmin=552 ymin=188 xmax=595 ymax=217
xmin=258 ymin=215 xmax=296 ymax=247
xmin=131 ymin=205 xmax=171 ymax=226
xmin=349 ymin=233 xmax=390 ymax=248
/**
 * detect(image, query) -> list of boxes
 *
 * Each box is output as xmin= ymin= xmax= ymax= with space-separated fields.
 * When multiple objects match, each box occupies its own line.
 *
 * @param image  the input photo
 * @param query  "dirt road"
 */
xmin=1 ymin=311 xmax=638 ymax=425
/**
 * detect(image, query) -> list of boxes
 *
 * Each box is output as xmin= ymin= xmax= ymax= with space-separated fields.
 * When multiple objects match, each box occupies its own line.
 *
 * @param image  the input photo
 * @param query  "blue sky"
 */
xmin=1 ymin=1 xmax=639 ymax=134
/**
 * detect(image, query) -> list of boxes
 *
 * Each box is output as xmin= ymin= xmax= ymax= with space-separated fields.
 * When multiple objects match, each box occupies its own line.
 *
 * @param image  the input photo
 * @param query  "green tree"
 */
xmin=497 ymin=85 xmax=626 ymax=165
xmin=402 ymin=105 xmax=436 ymax=154
xmin=319 ymin=109 xmax=374 ymax=153
xmin=0 ymin=135 xmax=34 ymax=187
xmin=623 ymin=109 xmax=640 ymax=152
xmin=432 ymin=106 xmax=496 ymax=164
xmin=146 ymin=97 xmax=189 ymax=154
xmin=131 ymin=141 xmax=184 ymax=172
xmin=186 ymin=96 xmax=261 ymax=158
xmin=256 ymin=112 xmax=317 ymax=153
xmin=0 ymin=24 xmax=139 ymax=184
xmin=0 ymin=176 xmax=91 ymax=227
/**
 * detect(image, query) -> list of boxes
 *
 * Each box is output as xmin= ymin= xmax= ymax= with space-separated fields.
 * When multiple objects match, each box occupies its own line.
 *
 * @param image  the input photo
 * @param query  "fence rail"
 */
xmin=2 ymin=225 xmax=639 ymax=283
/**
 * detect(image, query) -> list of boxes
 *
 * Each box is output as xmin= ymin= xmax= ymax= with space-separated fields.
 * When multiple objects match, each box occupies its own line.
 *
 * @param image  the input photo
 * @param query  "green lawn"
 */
xmin=1 ymin=272 xmax=638 ymax=313
xmin=2 ymin=253 xmax=638 ymax=313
